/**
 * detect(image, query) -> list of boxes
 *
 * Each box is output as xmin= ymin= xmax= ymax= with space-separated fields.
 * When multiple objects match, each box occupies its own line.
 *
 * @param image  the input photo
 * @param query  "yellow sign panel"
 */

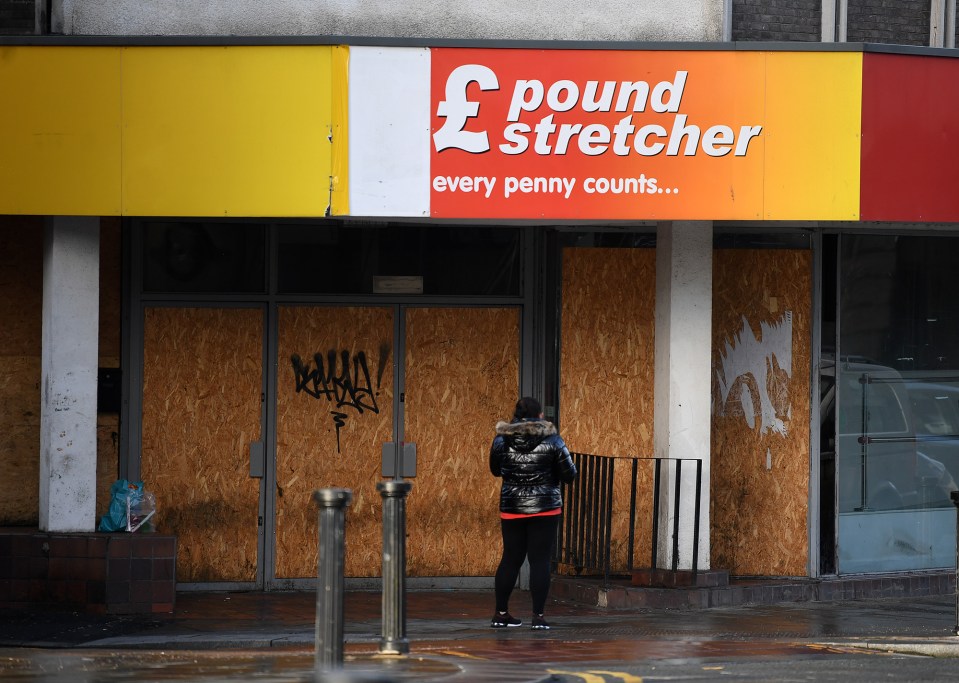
xmin=762 ymin=51 xmax=862 ymax=220
xmin=0 ymin=47 xmax=122 ymax=215
xmin=0 ymin=45 xmax=335 ymax=217
xmin=121 ymin=46 xmax=333 ymax=217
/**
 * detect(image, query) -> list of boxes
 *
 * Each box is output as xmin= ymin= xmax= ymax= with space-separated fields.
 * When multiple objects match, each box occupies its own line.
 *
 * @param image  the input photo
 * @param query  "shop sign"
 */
xmin=427 ymin=48 xmax=860 ymax=221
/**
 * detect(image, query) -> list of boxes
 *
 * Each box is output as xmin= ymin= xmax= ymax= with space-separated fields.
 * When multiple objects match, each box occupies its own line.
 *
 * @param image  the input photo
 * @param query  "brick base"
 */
xmin=631 ymin=568 xmax=730 ymax=588
xmin=0 ymin=528 xmax=176 ymax=614
xmin=554 ymin=571 xmax=957 ymax=611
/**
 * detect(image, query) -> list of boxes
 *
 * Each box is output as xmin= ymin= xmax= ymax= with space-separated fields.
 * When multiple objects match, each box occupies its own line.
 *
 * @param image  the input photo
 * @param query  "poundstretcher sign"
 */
xmin=427 ymin=48 xmax=860 ymax=221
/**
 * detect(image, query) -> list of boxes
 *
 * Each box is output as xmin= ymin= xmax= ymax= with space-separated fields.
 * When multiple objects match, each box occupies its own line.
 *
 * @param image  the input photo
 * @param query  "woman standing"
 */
xmin=489 ymin=396 xmax=578 ymax=630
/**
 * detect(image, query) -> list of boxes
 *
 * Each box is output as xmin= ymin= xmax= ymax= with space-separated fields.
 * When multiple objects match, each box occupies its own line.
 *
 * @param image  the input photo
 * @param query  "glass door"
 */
xmin=834 ymin=234 xmax=959 ymax=573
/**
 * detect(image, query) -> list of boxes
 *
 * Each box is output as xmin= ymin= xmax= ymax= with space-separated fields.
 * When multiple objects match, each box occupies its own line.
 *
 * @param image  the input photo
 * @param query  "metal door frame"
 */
xmin=130 ymin=299 xmax=270 ymax=591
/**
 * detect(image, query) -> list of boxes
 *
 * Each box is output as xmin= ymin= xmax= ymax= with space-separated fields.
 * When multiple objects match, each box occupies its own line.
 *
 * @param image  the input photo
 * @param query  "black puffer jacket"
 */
xmin=489 ymin=419 xmax=578 ymax=515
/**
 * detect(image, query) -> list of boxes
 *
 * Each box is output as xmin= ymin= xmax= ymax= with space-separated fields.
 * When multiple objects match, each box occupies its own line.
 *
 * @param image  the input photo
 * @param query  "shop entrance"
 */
xmin=140 ymin=303 xmax=520 ymax=587
xmin=141 ymin=305 xmax=267 ymax=586
xmin=274 ymin=305 xmax=520 ymax=582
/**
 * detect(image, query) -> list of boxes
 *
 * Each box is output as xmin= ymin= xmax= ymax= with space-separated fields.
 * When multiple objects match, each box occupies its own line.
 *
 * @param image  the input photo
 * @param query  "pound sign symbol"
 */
xmin=433 ymin=64 xmax=499 ymax=153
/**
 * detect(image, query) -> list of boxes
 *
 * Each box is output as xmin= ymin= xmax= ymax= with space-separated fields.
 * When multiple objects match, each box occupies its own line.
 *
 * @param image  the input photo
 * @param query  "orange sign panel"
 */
xmin=429 ymin=48 xmax=861 ymax=221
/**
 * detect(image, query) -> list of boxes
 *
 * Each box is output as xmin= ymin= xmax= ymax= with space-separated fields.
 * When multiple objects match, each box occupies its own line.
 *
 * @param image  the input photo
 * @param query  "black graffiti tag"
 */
xmin=291 ymin=350 xmax=381 ymax=452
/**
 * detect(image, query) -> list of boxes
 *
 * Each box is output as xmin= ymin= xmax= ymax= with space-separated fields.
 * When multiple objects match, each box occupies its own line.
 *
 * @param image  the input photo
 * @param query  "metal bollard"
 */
xmin=377 ymin=480 xmax=412 ymax=655
xmin=313 ymin=488 xmax=353 ymax=672
xmin=952 ymin=490 xmax=959 ymax=636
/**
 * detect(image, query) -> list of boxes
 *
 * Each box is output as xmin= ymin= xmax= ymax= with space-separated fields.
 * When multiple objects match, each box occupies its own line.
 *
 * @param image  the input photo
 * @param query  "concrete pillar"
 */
xmin=40 ymin=217 xmax=100 ymax=533
xmin=821 ymin=0 xmax=848 ymax=42
xmin=931 ymin=0 xmax=956 ymax=47
xmin=653 ymin=221 xmax=712 ymax=571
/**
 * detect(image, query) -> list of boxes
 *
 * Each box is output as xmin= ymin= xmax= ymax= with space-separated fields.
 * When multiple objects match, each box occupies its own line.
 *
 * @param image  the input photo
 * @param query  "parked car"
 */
xmin=821 ymin=359 xmax=956 ymax=512
xmin=905 ymin=380 xmax=959 ymax=497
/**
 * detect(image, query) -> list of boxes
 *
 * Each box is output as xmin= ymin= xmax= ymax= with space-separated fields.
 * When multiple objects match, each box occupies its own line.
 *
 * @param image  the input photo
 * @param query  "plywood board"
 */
xmin=141 ymin=307 xmax=262 ymax=583
xmin=97 ymin=414 xmax=119 ymax=519
xmin=711 ymin=249 xmax=812 ymax=576
xmin=0 ymin=420 xmax=40 ymax=523
xmin=404 ymin=307 xmax=520 ymax=576
xmin=0 ymin=217 xmax=43 ymax=525
xmin=560 ymin=248 xmax=657 ymax=573
xmin=275 ymin=306 xmax=394 ymax=579
xmin=0 ymin=217 xmax=43 ymax=355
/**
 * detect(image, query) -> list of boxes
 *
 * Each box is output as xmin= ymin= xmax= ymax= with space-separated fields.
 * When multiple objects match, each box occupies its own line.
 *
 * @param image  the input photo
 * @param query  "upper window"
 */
xmin=276 ymin=223 xmax=522 ymax=296
xmin=142 ymin=222 xmax=267 ymax=293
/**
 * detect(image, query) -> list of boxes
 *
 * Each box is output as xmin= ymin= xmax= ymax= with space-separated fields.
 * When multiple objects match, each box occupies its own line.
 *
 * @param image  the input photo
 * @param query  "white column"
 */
xmin=822 ymin=0 xmax=848 ymax=42
xmin=932 ymin=0 xmax=947 ymax=47
xmin=821 ymin=0 xmax=837 ymax=41
xmin=948 ymin=0 xmax=957 ymax=48
xmin=653 ymin=221 xmax=712 ymax=571
xmin=931 ymin=0 xmax=956 ymax=47
xmin=40 ymin=217 xmax=100 ymax=532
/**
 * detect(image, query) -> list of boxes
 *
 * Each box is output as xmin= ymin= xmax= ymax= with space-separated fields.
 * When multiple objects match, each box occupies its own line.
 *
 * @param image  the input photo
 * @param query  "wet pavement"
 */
xmin=3 ymin=588 xmax=959 ymax=681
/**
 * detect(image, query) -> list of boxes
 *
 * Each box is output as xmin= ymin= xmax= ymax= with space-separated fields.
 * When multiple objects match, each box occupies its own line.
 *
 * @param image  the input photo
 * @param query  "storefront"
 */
xmin=1 ymin=40 xmax=958 ymax=590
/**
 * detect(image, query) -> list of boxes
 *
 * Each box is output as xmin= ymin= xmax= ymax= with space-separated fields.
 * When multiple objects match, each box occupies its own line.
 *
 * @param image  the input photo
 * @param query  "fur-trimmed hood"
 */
xmin=495 ymin=419 xmax=557 ymax=437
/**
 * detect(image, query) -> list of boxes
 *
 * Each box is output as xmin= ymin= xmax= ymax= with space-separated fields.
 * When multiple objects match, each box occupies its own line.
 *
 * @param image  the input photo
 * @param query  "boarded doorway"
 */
xmin=141 ymin=306 xmax=264 ymax=584
xmin=273 ymin=305 xmax=519 ymax=579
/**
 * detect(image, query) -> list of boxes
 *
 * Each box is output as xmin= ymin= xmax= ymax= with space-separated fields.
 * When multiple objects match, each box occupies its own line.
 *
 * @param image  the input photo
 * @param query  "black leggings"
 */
xmin=494 ymin=514 xmax=560 ymax=615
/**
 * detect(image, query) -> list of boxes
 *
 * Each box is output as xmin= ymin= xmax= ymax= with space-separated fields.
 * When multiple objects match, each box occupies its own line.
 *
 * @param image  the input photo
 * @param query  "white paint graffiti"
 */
xmin=714 ymin=311 xmax=793 ymax=436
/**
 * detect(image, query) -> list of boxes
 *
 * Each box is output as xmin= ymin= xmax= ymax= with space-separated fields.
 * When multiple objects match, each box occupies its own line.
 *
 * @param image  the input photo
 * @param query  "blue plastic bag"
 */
xmin=98 ymin=479 xmax=145 ymax=532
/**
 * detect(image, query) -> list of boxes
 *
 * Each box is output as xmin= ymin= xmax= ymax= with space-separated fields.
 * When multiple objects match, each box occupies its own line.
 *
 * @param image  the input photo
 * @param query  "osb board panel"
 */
xmin=0 ymin=218 xmax=42 ymax=523
xmin=141 ymin=307 xmax=262 ymax=583
xmin=559 ymin=248 xmax=656 ymax=573
xmin=0 ymin=357 xmax=40 ymax=524
xmin=275 ymin=306 xmax=394 ymax=579
xmin=0 ymin=217 xmax=42 ymax=355
xmin=711 ymin=249 xmax=811 ymax=576
xmin=404 ymin=307 xmax=520 ymax=577
xmin=0 ymin=425 xmax=40 ymax=524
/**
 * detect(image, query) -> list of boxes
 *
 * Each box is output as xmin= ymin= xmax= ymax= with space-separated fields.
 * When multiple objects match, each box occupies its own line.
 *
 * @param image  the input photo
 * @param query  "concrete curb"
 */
xmin=821 ymin=639 xmax=959 ymax=658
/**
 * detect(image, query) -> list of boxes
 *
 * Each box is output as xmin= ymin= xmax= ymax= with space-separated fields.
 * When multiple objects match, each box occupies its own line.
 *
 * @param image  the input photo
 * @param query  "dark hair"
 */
xmin=513 ymin=396 xmax=543 ymax=420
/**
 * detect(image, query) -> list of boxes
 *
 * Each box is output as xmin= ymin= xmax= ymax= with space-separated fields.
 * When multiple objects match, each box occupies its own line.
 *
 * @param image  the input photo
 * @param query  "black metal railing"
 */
xmin=553 ymin=452 xmax=704 ymax=585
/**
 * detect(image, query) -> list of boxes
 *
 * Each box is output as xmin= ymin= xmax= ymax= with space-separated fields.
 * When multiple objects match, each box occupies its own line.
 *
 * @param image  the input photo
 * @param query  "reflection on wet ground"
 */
xmin=0 ymin=641 xmax=868 ymax=683
xmin=0 ymin=649 xmax=469 ymax=683
xmin=2 ymin=591 xmax=958 ymax=682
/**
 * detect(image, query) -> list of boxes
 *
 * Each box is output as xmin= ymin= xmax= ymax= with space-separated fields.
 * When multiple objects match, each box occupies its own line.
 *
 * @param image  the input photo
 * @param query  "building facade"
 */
xmin=1 ymin=1 xmax=958 ymax=593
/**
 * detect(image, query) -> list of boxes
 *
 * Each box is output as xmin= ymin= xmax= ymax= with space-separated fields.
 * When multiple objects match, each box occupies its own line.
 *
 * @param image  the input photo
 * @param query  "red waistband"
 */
xmin=500 ymin=508 xmax=562 ymax=520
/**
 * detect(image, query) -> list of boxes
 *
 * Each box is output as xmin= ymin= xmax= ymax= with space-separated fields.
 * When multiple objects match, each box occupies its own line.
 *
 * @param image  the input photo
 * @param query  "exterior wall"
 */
xmin=0 ymin=217 xmax=43 ymax=525
xmin=0 ymin=217 xmax=120 ymax=527
xmin=732 ymin=0 xmax=821 ymax=41
xmin=53 ymin=0 xmax=724 ymax=41
xmin=847 ymin=0 xmax=929 ymax=46
xmin=0 ymin=0 xmax=33 ymax=34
